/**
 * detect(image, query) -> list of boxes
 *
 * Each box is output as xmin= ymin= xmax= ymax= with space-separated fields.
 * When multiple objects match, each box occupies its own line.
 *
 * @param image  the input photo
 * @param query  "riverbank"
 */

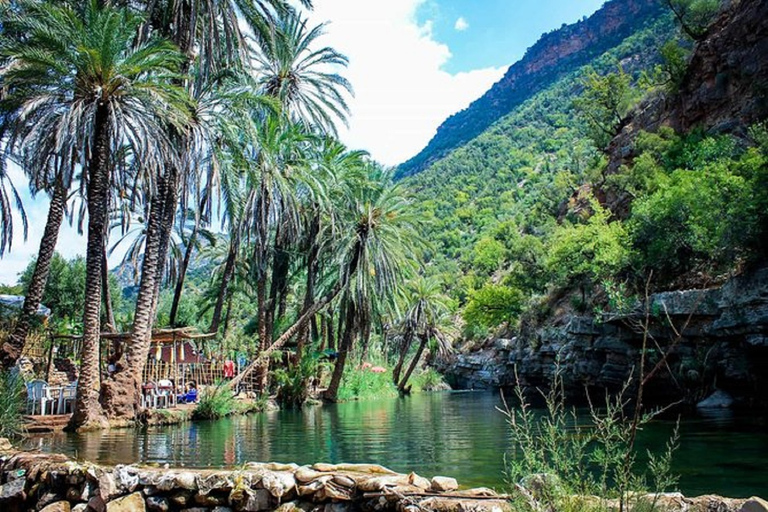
xmin=23 ymin=395 xmax=274 ymax=433
xmin=1 ymin=445 xmax=766 ymax=512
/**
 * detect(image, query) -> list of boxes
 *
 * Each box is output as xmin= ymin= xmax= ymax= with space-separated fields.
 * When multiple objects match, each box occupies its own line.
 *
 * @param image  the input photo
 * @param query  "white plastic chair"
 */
xmin=26 ymin=380 xmax=55 ymax=416
xmin=57 ymin=382 xmax=77 ymax=414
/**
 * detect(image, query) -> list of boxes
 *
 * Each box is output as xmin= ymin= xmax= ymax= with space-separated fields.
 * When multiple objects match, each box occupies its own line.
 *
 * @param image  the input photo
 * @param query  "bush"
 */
xmin=411 ymin=368 xmax=448 ymax=392
xmin=337 ymin=366 xmax=398 ymax=402
xmin=502 ymin=368 xmax=679 ymax=512
xmin=193 ymin=385 xmax=237 ymax=420
xmin=463 ymin=284 xmax=525 ymax=333
xmin=0 ymin=370 xmax=26 ymax=439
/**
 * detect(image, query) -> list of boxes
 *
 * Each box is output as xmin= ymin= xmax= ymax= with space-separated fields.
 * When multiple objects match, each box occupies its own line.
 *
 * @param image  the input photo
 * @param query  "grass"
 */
xmin=0 ymin=370 xmax=26 ymax=439
xmin=193 ymin=385 xmax=269 ymax=420
xmin=411 ymin=368 xmax=448 ymax=392
xmin=337 ymin=366 xmax=398 ymax=401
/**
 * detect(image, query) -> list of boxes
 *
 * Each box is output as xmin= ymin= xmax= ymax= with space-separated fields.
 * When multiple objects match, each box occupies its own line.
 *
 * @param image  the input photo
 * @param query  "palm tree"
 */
xmin=1 ymin=0 xmax=189 ymax=429
xmin=323 ymin=165 xmax=422 ymax=401
xmin=394 ymin=276 xmax=453 ymax=393
xmin=252 ymin=9 xmax=352 ymax=135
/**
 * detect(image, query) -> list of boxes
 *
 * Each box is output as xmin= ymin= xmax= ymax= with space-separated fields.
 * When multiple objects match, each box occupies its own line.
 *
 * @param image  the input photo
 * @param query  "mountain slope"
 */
xmin=395 ymin=0 xmax=666 ymax=179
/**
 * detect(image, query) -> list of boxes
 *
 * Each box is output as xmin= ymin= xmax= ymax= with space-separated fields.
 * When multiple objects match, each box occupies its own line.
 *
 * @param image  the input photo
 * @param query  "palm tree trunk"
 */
xmin=398 ymin=333 xmax=428 ymax=394
xmin=392 ymin=328 xmax=414 ymax=385
xmin=359 ymin=311 xmax=371 ymax=363
xmin=325 ymin=298 xmax=356 ymax=401
xmin=169 ymin=212 xmax=200 ymax=326
xmin=228 ymin=241 xmax=364 ymax=391
xmin=296 ymin=216 xmax=320 ymax=361
xmin=70 ymin=104 xmax=110 ymax=431
xmin=102 ymin=242 xmax=116 ymax=333
xmin=100 ymin=175 xmax=167 ymax=419
xmin=0 ymin=181 xmax=66 ymax=369
xmin=210 ymin=230 xmax=239 ymax=334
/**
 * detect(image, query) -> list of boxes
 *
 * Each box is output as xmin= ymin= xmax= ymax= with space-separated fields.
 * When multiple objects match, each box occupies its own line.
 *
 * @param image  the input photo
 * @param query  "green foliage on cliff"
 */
xmin=404 ymin=6 xmax=768 ymax=338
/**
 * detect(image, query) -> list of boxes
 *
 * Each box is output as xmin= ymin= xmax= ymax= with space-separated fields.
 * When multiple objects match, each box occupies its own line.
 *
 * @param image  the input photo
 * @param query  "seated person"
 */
xmin=177 ymin=382 xmax=198 ymax=404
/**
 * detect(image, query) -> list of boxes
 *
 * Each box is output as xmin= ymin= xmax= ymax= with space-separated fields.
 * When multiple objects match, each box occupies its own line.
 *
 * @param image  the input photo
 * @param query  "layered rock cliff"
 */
xmin=438 ymin=266 xmax=768 ymax=408
xmin=396 ymin=0 xmax=665 ymax=179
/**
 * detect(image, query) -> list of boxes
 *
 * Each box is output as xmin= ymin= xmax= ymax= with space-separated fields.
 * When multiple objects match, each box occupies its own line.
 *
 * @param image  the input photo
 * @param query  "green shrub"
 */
xmin=411 ymin=368 xmax=447 ymax=392
xmin=193 ymin=386 xmax=237 ymax=420
xmin=337 ymin=366 xmax=398 ymax=402
xmin=0 ymin=370 xmax=26 ymax=439
xmin=502 ymin=369 xmax=679 ymax=512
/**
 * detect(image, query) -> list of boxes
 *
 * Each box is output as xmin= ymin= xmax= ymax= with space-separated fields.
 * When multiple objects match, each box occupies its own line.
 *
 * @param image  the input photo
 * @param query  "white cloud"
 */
xmin=454 ymin=16 xmax=469 ymax=31
xmin=306 ymin=0 xmax=505 ymax=166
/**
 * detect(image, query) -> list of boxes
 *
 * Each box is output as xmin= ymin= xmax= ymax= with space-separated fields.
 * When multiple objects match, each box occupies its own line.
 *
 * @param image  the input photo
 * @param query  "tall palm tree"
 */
xmin=323 ymin=165 xmax=422 ymax=401
xmin=252 ymin=9 xmax=351 ymax=135
xmin=1 ymin=0 xmax=189 ymax=429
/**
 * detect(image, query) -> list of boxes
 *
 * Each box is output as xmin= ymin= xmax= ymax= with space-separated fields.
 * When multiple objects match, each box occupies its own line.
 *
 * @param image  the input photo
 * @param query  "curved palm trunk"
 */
xmin=325 ymin=298 xmax=356 ymax=402
xmin=101 ymin=176 xmax=167 ymax=419
xmin=398 ymin=333 xmax=428 ymax=394
xmin=169 ymin=210 xmax=200 ymax=326
xmin=296 ymin=216 xmax=320 ymax=361
xmin=210 ymin=230 xmax=239 ymax=334
xmin=70 ymin=104 xmax=110 ymax=431
xmin=0 ymin=181 xmax=66 ymax=369
xmin=392 ymin=328 xmax=414 ymax=385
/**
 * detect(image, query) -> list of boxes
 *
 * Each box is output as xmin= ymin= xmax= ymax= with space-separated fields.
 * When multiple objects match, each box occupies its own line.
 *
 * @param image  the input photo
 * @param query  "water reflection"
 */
xmin=23 ymin=392 xmax=768 ymax=497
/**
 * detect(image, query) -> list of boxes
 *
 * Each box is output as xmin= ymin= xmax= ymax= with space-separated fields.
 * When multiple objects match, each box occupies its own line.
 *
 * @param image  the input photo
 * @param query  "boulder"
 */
xmin=0 ymin=437 xmax=13 ymax=452
xmin=261 ymin=471 xmax=296 ymax=498
xmin=697 ymin=390 xmax=734 ymax=409
xmin=106 ymin=492 xmax=146 ymax=512
xmin=742 ymin=497 xmax=768 ymax=512
xmin=40 ymin=501 xmax=71 ymax=512
xmin=430 ymin=476 xmax=459 ymax=492
xmin=0 ymin=477 xmax=26 ymax=502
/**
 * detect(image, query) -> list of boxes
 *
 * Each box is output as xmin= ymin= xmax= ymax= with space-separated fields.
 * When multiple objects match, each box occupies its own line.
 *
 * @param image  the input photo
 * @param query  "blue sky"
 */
xmin=416 ymin=0 xmax=606 ymax=74
xmin=1 ymin=0 xmax=610 ymax=284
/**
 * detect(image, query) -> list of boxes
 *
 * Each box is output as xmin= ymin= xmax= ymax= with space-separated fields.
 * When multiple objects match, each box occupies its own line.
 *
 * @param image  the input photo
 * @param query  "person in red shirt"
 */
xmin=223 ymin=359 xmax=236 ymax=379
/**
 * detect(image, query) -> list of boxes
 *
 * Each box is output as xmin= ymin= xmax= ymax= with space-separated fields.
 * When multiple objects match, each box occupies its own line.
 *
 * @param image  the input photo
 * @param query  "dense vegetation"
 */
xmin=404 ymin=0 xmax=767 ymax=338
xmin=0 ymin=0 xmax=450 ymax=428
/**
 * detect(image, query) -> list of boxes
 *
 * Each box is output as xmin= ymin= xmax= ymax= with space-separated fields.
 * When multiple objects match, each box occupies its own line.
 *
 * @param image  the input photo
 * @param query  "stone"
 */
xmin=742 ymin=497 xmax=768 ymax=512
xmin=171 ymin=490 xmax=194 ymax=507
xmin=73 ymin=504 xmax=88 ymax=512
xmin=213 ymin=508 xmax=234 ymax=512
xmin=195 ymin=491 xmax=227 ymax=506
xmin=295 ymin=466 xmax=323 ymax=483
xmin=114 ymin=466 xmax=139 ymax=492
xmin=146 ymin=496 xmax=170 ymax=512
xmin=198 ymin=473 xmax=233 ymax=495
xmin=106 ymin=492 xmax=146 ymax=512
xmin=697 ymin=390 xmax=734 ymax=409
xmin=175 ymin=472 xmax=198 ymax=491
xmin=430 ymin=476 xmax=458 ymax=492
xmin=406 ymin=473 xmax=431 ymax=490
xmin=87 ymin=495 xmax=107 ymax=512
xmin=232 ymin=487 xmax=271 ymax=512
xmin=0 ymin=437 xmax=13 ymax=452
xmin=41 ymin=501 xmax=72 ymax=512
xmin=331 ymin=475 xmax=356 ymax=488
xmin=0 ymin=477 xmax=26 ymax=502
xmin=261 ymin=472 xmax=296 ymax=498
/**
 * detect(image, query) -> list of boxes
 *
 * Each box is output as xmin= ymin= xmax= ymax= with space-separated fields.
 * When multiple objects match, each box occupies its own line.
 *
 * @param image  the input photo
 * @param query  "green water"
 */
xmin=24 ymin=392 xmax=768 ymax=497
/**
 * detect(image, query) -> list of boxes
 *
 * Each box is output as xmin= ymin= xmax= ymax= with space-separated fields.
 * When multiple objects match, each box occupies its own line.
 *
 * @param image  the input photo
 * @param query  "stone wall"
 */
xmin=438 ymin=266 xmax=768 ymax=407
xmin=0 ymin=449 xmax=509 ymax=512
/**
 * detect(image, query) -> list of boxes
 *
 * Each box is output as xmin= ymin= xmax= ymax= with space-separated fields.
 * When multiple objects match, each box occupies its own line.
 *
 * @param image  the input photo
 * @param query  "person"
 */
xmin=223 ymin=359 xmax=236 ymax=379
xmin=177 ymin=382 xmax=198 ymax=404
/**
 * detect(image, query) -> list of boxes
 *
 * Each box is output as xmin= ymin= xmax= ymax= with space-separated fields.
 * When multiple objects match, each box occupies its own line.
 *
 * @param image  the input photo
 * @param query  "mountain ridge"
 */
xmin=395 ymin=0 xmax=665 ymax=179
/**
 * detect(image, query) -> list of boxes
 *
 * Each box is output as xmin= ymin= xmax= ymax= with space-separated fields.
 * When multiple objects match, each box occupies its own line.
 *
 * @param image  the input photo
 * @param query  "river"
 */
xmin=23 ymin=391 xmax=768 ymax=498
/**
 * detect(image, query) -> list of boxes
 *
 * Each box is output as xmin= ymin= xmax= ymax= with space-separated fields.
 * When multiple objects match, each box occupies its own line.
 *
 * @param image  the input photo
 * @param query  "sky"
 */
xmin=0 ymin=0 xmax=606 ymax=285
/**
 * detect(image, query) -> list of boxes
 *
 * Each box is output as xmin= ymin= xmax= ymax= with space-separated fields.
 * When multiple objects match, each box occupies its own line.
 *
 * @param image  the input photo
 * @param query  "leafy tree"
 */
xmin=664 ymin=0 xmax=721 ymax=41
xmin=463 ymin=284 xmax=525 ymax=334
xmin=573 ymin=66 xmax=637 ymax=150
xmin=547 ymin=199 xmax=631 ymax=301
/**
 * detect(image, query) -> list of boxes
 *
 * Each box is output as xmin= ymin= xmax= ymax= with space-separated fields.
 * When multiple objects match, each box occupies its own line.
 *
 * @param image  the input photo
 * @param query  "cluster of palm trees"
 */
xmin=0 ymin=0 xmax=454 ymax=429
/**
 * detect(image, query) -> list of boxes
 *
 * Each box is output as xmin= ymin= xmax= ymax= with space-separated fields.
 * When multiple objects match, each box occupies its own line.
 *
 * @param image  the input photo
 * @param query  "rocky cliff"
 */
xmin=438 ymin=266 xmax=768 ymax=408
xmin=438 ymin=0 xmax=768 ymax=407
xmin=396 ymin=0 xmax=665 ymax=179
